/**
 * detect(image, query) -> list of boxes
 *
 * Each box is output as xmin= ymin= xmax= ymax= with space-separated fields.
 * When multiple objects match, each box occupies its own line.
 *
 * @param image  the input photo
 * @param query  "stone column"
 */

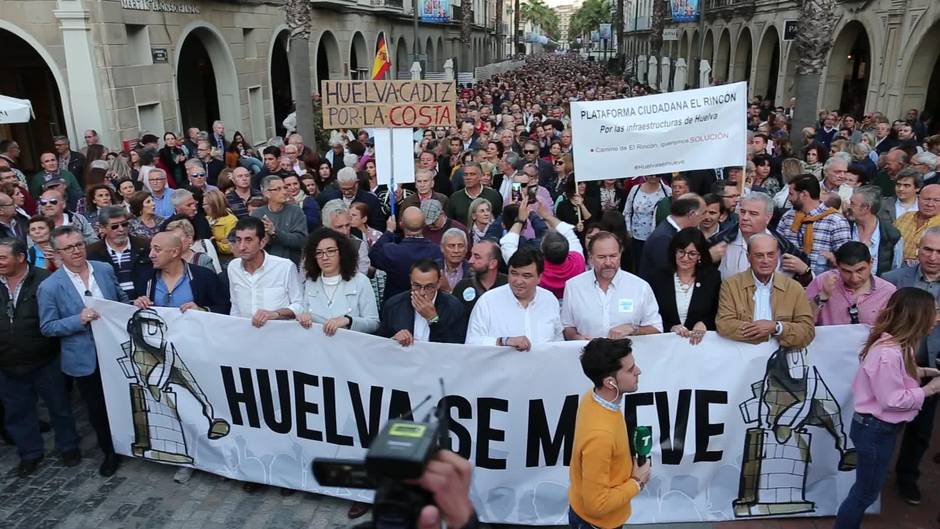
xmin=54 ymin=0 xmax=109 ymax=147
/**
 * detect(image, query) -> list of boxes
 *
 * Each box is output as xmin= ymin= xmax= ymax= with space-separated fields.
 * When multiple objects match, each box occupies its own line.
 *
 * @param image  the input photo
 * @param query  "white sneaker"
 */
xmin=173 ymin=466 xmax=194 ymax=483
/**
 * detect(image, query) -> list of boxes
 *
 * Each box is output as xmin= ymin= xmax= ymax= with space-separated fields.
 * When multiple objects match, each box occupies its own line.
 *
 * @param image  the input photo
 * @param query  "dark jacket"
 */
xmin=378 ymin=289 xmax=466 ymax=344
xmin=875 ymin=220 xmax=901 ymax=276
xmin=369 ymin=232 xmax=444 ymax=301
xmin=315 ymin=189 xmax=385 ymax=231
xmin=0 ymin=266 xmax=59 ymax=374
xmin=86 ymin=236 xmax=152 ymax=297
xmin=134 ymin=262 xmax=230 ymax=314
xmin=648 ymin=266 xmax=721 ymax=331
xmin=65 ymin=150 xmax=86 ymax=184
xmin=638 ymin=220 xmax=678 ymax=281
xmin=883 ymin=264 xmax=940 ymax=368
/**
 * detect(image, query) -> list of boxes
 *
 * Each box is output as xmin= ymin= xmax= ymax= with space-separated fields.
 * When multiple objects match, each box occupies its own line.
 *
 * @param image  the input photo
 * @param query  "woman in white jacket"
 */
xmin=297 ymin=227 xmax=380 ymax=335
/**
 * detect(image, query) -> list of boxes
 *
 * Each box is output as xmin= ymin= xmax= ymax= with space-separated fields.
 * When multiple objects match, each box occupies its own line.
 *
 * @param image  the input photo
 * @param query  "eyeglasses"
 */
xmin=410 ymin=283 xmax=437 ymax=292
xmin=190 ymin=172 xmax=206 ymax=178
xmin=59 ymin=242 xmax=86 ymax=253
xmin=107 ymin=221 xmax=130 ymax=230
xmin=523 ymin=150 xmax=537 ymax=154
xmin=848 ymin=303 xmax=860 ymax=325
xmin=149 ymin=177 xmax=167 ymax=182
xmin=676 ymin=249 xmax=701 ymax=259
xmin=554 ymin=160 xmax=564 ymax=166
xmin=39 ymin=199 xmax=59 ymax=206
xmin=314 ymin=247 xmax=339 ymax=259
xmin=84 ymin=289 xmax=92 ymax=297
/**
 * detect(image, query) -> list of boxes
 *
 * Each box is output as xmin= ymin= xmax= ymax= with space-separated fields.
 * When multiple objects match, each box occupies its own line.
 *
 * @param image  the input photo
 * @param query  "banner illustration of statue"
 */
xmin=118 ymin=308 xmax=230 ymax=464
xmin=733 ymin=346 xmax=856 ymax=517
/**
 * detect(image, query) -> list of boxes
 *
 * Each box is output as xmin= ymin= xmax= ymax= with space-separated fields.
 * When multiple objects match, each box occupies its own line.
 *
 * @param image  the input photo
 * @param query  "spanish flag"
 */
xmin=371 ymin=33 xmax=391 ymax=80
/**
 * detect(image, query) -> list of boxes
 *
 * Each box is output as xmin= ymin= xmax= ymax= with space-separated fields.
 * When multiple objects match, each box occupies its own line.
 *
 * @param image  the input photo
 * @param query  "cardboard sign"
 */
xmin=320 ymin=80 xmax=457 ymax=129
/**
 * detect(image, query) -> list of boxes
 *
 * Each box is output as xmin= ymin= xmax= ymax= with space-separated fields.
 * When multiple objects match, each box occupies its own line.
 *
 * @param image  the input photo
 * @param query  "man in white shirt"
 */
xmin=466 ymin=246 xmax=562 ymax=350
xmin=227 ymin=216 xmax=303 ymax=327
xmin=562 ymin=232 xmax=662 ymax=340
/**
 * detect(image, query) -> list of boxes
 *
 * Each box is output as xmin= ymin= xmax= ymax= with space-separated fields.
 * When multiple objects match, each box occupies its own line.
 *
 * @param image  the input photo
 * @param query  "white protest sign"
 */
xmin=372 ymin=128 xmax=393 ymax=185
xmin=391 ymin=128 xmax=416 ymax=184
xmin=570 ymin=82 xmax=747 ymax=181
xmin=89 ymin=299 xmax=867 ymax=525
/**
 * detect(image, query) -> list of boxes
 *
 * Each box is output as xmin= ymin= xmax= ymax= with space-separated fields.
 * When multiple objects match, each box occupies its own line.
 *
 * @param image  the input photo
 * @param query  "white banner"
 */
xmin=570 ymin=83 xmax=747 ymax=181
xmin=89 ymin=299 xmax=869 ymax=525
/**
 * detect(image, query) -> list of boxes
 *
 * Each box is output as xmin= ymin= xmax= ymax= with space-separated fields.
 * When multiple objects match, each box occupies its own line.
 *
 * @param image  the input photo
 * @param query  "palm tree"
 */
xmin=286 ymin=0 xmax=315 ymax=145
xmin=790 ymin=0 xmax=837 ymax=145
xmin=569 ymin=0 xmax=611 ymax=48
xmin=648 ymin=0 xmax=668 ymax=59
xmin=495 ymin=0 xmax=504 ymax=60
xmin=461 ymin=0 xmax=473 ymax=70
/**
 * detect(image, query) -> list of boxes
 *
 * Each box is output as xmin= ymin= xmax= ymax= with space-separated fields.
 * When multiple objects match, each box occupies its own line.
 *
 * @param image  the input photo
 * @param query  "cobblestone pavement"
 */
xmin=1 ymin=407 xmax=936 ymax=529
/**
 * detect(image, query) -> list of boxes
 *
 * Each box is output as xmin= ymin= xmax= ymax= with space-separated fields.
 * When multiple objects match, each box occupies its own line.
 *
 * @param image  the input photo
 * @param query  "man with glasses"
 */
xmin=147 ymin=168 xmax=175 ymax=218
xmin=806 ymin=241 xmax=895 ymax=326
xmin=0 ymin=191 xmax=26 ymax=242
xmin=195 ymin=140 xmax=224 ymax=187
xmin=39 ymin=187 xmax=97 ymax=243
xmin=52 ymin=135 xmax=86 ymax=186
xmin=895 ymin=184 xmax=940 ymax=263
xmin=520 ymin=140 xmax=554 ymax=190
xmin=882 ymin=227 xmax=940 ymax=505
xmin=86 ymin=206 xmax=151 ymax=299
xmin=0 ymin=237 xmax=81 ymax=477
xmin=249 ymin=175 xmax=307 ymax=265
xmin=38 ymin=225 xmax=128 ymax=477
xmin=184 ymin=159 xmax=219 ymax=194
xmin=80 ymin=130 xmax=108 ymax=157
xmin=377 ymin=259 xmax=466 ymax=346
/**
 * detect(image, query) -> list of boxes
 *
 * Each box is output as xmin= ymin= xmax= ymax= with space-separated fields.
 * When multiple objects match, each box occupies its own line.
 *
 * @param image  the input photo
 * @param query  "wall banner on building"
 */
xmin=670 ymin=0 xmax=700 ymax=22
xmin=120 ymin=0 xmax=200 ymax=14
xmin=90 ymin=299 xmax=868 ymax=525
xmin=570 ymin=82 xmax=747 ymax=181
xmin=420 ymin=0 xmax=450 ymax=23
xmin=320 ymin=80 xmax=457 ymax=129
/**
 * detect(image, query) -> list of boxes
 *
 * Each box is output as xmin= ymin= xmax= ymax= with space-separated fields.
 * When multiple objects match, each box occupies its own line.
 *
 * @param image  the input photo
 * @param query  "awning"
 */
xmin=0 ymin=95 xmax=34 ymax=124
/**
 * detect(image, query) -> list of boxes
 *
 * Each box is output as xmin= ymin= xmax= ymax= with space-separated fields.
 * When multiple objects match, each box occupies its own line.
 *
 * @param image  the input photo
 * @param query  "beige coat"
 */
xmin=716 ymin=270 xmax=815 ymax=348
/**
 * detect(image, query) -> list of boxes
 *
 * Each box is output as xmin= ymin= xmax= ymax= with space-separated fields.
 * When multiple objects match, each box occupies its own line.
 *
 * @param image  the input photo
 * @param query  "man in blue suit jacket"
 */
xmin=131 ymin=232 xmax=230 ymax=314
xmin=378 ymin=259 xmax=466 ymax=344
xmin=38 ymin=226 xmax=128 ymax=477
xmin=370 ymin=206 xmax=444 ymax=302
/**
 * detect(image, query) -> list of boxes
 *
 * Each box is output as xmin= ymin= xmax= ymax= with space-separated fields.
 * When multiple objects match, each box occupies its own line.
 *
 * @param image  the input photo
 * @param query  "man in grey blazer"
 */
xmin=38 ymin=225 xmax=128 ymax=477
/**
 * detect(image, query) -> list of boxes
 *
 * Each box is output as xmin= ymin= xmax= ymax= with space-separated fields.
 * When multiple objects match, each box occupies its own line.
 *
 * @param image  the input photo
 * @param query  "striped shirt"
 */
xmin=107 ymin=242 xmax=135 ymax=297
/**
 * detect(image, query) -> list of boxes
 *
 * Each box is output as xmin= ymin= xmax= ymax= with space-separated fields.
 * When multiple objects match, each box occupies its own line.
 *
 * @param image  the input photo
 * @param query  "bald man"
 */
xmin=132 ymin=231 xmax=230 ymax=314
xmin=716 ymin=233 xmax=815 ymax=348
xmin=895 ymin=183 xmax=940 ymax=262
xmin=369 ymin=206 xmax=444 ymax=302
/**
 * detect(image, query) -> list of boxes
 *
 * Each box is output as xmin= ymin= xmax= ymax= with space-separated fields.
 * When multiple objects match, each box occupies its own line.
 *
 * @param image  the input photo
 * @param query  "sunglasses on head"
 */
xmin=39 ymin=198 xmax=59 ymax=206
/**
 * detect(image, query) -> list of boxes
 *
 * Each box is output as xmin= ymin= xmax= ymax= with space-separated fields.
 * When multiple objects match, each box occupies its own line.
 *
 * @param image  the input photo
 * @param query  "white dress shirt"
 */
xmin=64 ymin=264 xmax=103 ymax=301
xmin=560 ymin=269 xmax=663 ymax=338
xmin=227 ymin=252 xmax=304 ymax=318
xmin=719 ymin=230 xmax=786 ymax=281
xmin=465 ymin=284 xmax=563 ymax=345
xmin=752 ymin=272 xmax=774 ymax=321
xmin=412 ymin=293 xmax=437 ymax=342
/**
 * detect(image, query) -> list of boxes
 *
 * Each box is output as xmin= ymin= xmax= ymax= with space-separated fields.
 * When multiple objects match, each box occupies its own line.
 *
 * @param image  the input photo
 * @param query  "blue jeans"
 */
xmin=0 ymin=359 xmax=79 ymax=461
xmin=568 ymin=506 xmax=601 ymax=529
xmin=833 ymin=413 xmax=902 ymax=529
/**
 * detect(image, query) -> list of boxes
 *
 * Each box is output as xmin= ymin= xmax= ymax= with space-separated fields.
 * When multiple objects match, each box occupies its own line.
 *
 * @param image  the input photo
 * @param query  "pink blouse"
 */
xmin=852 ymin=333 xmax=926 ymax=424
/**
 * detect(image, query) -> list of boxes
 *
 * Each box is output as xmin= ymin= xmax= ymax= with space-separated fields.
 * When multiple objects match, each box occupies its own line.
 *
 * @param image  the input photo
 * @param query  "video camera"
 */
xmin=313 ymin=387 xmax=448 ymax=529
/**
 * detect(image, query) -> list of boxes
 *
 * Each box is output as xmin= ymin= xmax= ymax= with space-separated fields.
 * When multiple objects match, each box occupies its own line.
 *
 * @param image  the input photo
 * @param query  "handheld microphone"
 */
xmin=634 ymin=425 xmax=653 ymax=466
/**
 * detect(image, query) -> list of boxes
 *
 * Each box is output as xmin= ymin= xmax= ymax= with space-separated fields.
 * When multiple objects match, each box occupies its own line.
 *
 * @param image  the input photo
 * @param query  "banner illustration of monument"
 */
xmin=733 ymin=346 xmax=857 ymax=517
xmin=118 ymin=308 xmax=230 ymax=464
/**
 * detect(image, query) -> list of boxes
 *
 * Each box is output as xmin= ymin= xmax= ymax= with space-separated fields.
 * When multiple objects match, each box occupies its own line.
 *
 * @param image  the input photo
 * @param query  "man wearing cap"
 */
xmin=421 ymin=199 xmax=467 ymax=247
xmin=39 ymin=188 xmax=97 ymax=243
xmin=29 ymin=152 xmax=82 ymax=209
xmin=370 ymin=206 xmax=443 ymax=302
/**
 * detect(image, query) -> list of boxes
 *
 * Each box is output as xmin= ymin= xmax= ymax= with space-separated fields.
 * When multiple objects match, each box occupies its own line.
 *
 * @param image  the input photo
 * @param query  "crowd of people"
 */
xmin=0 ymin=53 xmax=939 ymax=528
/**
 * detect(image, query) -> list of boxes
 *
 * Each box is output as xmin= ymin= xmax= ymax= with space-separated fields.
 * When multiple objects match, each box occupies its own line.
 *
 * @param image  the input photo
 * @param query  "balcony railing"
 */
xmin=703 ymin=0 xmax=754 ymax=20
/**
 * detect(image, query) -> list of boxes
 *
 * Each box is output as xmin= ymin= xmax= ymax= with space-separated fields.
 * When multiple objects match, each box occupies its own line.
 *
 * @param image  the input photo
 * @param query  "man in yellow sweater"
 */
xmin=568 ymin=338 xmax=651 ymax=529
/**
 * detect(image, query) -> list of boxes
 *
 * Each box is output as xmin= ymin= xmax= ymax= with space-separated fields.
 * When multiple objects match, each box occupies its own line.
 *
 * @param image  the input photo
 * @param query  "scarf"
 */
xmin=789 ymin=207 xmax=838 ymax=255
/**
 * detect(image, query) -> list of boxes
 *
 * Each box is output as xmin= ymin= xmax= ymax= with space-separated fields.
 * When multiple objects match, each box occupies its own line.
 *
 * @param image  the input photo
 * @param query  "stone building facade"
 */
xmin=0 ymin=0 xmax=500 ymax=171
xmin=628 ymin=0 xmax=940 ymax=128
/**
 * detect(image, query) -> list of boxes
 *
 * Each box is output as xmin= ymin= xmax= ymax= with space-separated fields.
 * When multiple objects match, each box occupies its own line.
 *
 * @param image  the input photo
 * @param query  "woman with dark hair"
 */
xmin=81 ymin=183 xmax=115 ymax=231
xmin=801 ymin=141 xmax=829 ymax=179
xmin=647 ymin=227 xmax=721 ymax=345
xmin=315 ymin=160 xmax=335 ymax=191
xmin=555 ymin=178 xmax=598 ymax=235
xmin=297 ymin=227 xmax=379 ymax=336
xmin=834 ymin=287 xmax=940 ymax=528
xmin=128 ymin=190 xmax=165 ymax=239
xmin=159 ymin=132 xmax=186 ymax=186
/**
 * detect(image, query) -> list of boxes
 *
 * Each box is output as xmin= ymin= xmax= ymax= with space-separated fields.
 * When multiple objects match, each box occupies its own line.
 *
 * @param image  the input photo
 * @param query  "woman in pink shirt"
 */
xmin=834 ymin=287 xmax=940 ymax=529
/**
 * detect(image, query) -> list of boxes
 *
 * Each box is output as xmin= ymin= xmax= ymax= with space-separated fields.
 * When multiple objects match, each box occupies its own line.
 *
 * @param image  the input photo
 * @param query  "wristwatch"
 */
xmin=774 ymin=321 xmax=783 ymax=336
xmin=813 ymin=294 xmax=828 ymax=305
